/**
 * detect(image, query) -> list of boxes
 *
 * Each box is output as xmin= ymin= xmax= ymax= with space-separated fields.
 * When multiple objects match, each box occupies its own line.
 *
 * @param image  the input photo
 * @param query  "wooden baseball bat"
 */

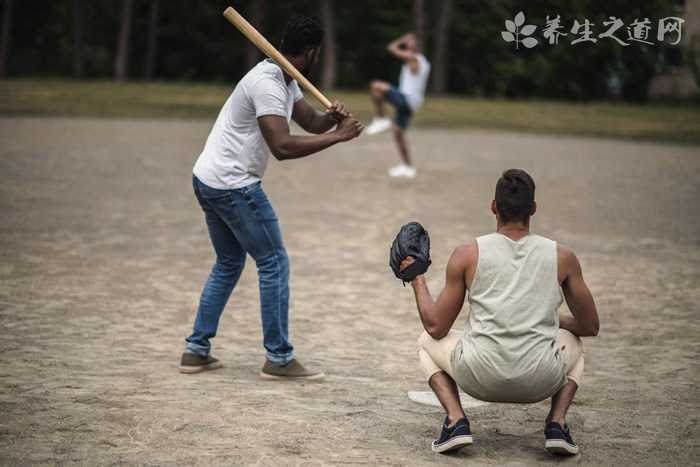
xmin=223 ymin=6 xmax=333 ymax=109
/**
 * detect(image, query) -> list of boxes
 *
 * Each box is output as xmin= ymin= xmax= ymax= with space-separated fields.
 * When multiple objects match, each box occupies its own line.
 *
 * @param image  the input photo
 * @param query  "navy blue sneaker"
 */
xmin=431 ymin=417 xmax=473 ymax=453
xmin=544 ymin=422 xmax=579 ymax=455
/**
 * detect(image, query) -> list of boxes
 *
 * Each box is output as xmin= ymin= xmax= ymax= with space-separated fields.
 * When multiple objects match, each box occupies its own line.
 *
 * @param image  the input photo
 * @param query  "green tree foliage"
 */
xmin=0 ymin=0 xmax=685 ymax=101
xmin=447 ymin=0 xmax=677 ymax=101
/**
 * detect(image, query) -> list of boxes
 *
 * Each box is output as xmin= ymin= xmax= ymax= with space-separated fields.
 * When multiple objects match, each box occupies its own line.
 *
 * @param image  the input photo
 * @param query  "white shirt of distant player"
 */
xmin=399 ymin=53 xmax=431 ymax=111
xmin=193 ymin=59 xmax=303 ymax=190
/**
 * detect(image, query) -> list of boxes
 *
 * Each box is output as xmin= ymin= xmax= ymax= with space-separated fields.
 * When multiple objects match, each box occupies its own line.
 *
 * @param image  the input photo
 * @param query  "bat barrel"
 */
xmin=223 ymin=7 xmax=332 ymax=109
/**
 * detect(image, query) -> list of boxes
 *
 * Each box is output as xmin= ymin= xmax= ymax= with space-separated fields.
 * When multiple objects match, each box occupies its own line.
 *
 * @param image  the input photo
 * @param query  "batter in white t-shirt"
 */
xmin=181 ymin=17 xmax=363 ymax=381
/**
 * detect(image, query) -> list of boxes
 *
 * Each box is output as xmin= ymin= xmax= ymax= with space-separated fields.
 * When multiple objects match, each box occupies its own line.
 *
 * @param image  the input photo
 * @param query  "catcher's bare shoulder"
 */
xmin=450 ymin=242 xmax=478 ymax=288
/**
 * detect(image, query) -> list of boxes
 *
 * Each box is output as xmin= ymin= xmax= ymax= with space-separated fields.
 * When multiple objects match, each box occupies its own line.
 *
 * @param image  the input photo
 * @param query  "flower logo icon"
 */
xmin=502 ymin=12 xmax=539 ymax=49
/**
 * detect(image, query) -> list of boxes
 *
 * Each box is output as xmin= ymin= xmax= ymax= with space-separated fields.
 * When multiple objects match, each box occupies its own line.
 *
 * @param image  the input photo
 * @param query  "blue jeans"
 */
xmin=185 ymin=176 xmax=293 ymax=364
xmin=385 ymin=86 xmax=412 ymax=129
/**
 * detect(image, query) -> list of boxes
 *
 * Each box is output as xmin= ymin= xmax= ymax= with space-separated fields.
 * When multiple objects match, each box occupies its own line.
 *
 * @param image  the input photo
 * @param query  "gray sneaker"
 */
xmin=260 ymin=358 xmax=324 ymax=380
xmin=179 ymin=352 xmax=223 ymax=374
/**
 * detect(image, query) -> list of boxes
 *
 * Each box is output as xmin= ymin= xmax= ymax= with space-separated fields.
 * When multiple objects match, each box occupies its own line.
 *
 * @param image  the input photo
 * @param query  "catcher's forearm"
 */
xmin=559 ymin=311 xmax=588 ymax=337
xmin=411 ymin=276 xmax=440 ymax=334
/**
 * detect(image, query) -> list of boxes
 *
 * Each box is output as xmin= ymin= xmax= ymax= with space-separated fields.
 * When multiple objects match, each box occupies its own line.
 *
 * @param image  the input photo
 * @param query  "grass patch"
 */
xmin=2 ymin=79 xmax=699 ymax=144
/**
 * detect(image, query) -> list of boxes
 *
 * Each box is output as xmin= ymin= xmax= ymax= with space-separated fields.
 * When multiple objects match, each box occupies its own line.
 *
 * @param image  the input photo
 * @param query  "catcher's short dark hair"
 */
xmin=495 ymin=169 xmax=536 ymax=224
xmin=279 ymin=15 xmax=324 ymax=56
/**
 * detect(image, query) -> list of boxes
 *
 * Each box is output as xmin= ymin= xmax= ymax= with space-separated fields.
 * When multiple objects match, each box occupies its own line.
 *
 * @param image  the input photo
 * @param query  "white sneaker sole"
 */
xmin=545 ymin=439 xmax=579 ymax=455
xmin=366 ymin=123 xmax=392 ymax=135
xmin=259 ymin=371 xmax=325 ymax=381
xmin=388 ymin=168 xmax=417 ymax=178
xmin=431 ymin=435 xmax=473 ymax=453
xmin=178 ymin=361 xmax=223 ymax=374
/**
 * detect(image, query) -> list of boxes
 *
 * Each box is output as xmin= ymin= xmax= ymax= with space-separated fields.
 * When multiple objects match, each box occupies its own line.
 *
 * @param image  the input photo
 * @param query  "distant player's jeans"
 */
xmin=385 ymin=86 xmax=413 ymax=129
xmin=185 ymin=175 xmax=293 ymax=364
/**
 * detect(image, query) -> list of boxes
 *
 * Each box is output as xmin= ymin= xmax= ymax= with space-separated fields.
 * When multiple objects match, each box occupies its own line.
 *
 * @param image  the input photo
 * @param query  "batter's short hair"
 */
xmin=279 ymin=15 xmax=324 ymax=56
xmin=495 ymin=169 xmax=536 ymax=224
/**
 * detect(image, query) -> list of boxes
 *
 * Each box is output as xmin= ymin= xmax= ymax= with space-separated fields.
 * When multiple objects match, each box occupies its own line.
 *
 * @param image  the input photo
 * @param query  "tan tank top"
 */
xmin=451 ymin=233 xmax=567 ymax=403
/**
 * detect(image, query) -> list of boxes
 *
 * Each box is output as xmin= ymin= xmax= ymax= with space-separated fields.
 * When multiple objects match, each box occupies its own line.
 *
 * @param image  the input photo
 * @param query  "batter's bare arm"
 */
xmin=259 ymin=114 xmax=362 ymax=160
xmin=558 ymin=245 xmax=600 ymax=337
xmin=407 ymin=246 xmax=471 ymax=339
xmin=292 ymin=99 xmax=350 ymax=135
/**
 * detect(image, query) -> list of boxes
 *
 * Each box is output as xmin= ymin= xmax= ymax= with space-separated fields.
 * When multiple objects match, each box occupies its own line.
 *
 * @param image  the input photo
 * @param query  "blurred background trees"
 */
xmin=0 ymin=0 xmax=13 ymax=78
xmin=0 ymin=0 xmax=695 ymax=102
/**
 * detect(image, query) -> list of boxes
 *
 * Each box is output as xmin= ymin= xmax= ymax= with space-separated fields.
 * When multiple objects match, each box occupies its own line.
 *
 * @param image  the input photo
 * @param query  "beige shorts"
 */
xmin=418 ymin=328 xmax=584 ymax=389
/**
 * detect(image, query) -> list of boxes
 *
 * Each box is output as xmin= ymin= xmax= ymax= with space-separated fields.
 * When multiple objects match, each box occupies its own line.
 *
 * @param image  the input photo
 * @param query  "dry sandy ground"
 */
xmin=0 ymin=117 xmax=699 ymax=466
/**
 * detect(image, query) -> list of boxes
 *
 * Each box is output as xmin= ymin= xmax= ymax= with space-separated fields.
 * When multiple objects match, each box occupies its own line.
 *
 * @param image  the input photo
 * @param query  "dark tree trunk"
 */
xmin=114 ymin=0 xmax=133 ymax=83
xmin=144 ymin=0 xmax=159 ymax=80
xmin=72 ymin=0 xmax=83 ymax=78
xmin=320 ymin=0 xmax=336 ymax=90
xmin=412 ymin=0 xmax=425 ymax=53
xmin=245 ymin=0 xmax=264 ymax=70
xmin=0 ymin=0 xmax=14 ymax=78
xmin=430 ymin=0 xmax=452 ymax=94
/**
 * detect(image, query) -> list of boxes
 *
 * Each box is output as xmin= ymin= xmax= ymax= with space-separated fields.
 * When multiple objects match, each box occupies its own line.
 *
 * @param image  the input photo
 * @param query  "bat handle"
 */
xmin=311 ymin=89 xmax=333 ymax=109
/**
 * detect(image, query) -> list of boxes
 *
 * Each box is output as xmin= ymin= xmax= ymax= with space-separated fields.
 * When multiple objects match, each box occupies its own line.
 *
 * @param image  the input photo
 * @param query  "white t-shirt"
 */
xmin=193 ymin=59 xmax=303 ymax=189
xmin=399 ymin=53 xmax=431 ymax=111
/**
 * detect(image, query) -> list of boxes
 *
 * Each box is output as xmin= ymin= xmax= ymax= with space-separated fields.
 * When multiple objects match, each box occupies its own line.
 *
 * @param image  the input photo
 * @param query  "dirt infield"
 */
xmin=1 ymin=116 xmax=698 ymax=466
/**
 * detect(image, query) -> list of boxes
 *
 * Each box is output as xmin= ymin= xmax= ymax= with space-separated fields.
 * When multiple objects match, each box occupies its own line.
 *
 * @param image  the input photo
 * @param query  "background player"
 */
xmin=366 ymin=32 xmax=430 ymax=178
